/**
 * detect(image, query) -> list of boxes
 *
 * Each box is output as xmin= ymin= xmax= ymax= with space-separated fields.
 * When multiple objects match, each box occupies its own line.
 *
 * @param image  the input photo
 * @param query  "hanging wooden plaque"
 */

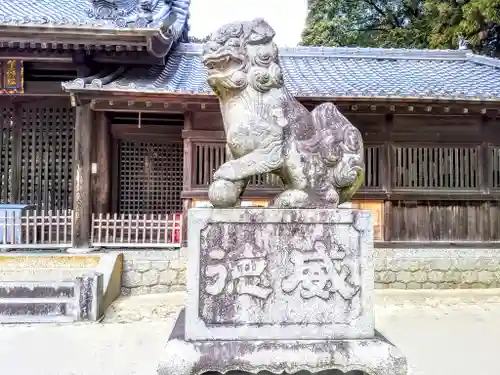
xmin=1 ymin=60 xmax=23 ymax=94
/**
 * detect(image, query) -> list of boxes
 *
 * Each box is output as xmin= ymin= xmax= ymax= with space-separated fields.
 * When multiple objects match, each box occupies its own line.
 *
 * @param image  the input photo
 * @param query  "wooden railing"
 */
xmin=0 ymin=209 xmax=74 ymax=249
xmin=91 ymin=213 xmax=183 ymax=248
xmin=0 ymin=210 xmax=184 ymax=250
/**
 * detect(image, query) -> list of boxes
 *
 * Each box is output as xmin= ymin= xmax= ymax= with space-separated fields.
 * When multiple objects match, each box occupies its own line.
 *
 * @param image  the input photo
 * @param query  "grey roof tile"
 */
xmin=63 ymin=43 xmax=500 ymax=100
xmin=0 ymin=0 xmax=189 ymax=29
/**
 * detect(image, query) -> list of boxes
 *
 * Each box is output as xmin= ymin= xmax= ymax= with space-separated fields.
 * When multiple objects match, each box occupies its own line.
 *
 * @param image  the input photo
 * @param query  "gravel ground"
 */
xmin=0 ymin=290 xmax=499 ymax=375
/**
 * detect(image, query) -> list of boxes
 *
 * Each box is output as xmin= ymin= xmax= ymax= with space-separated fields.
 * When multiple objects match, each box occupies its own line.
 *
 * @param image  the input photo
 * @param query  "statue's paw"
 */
xmin=208 ymin=179 xmax=241 ymax=208
xmin=269 ymin=190 xmax=311 ymax=208
xmin=213 ymin=163 xmax=236 ymax=181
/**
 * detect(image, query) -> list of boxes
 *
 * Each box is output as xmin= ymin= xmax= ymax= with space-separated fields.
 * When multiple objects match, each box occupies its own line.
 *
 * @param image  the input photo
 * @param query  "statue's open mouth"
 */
xmin=202 ymin=52 xmax=243 ymax=75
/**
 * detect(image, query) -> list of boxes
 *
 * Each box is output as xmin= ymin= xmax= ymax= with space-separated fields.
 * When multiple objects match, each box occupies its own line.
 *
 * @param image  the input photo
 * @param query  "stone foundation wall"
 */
xmin=118 ymin=249 xmax=187 ymax=296
xmin=115 ymin=248 xmax=500 ymax=295
xmin=374 ymin=248 xmax=500 ymax=289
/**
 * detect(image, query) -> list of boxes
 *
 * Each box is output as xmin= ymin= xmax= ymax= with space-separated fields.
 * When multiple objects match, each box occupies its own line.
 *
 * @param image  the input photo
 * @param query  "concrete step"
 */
xmin=0 ymin=296 xmax=78 ymax=323
xmin=0 ymin=281 xmax=75 ymax=298
xmin=0 ymin=269 xmax=90 ymax=281
xmin=0 ymin=253 xmax=123 ymax=323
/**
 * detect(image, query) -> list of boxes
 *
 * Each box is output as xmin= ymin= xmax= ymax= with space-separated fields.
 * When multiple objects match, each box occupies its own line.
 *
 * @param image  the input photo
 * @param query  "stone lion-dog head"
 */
xmin=202 ymin=18 xmax=284 ymax=98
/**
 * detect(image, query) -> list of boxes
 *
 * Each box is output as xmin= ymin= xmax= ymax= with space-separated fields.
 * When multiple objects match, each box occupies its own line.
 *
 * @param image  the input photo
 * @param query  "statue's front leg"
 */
xmin=214 ymin=140 xmax=283 ymax=182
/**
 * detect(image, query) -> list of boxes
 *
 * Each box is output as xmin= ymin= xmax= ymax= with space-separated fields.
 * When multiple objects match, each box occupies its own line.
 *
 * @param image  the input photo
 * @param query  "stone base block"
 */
xmin=187 ymin=208 xmax=374 ymax=341
xmin=157 ymin=310 xmax=407 ymax=375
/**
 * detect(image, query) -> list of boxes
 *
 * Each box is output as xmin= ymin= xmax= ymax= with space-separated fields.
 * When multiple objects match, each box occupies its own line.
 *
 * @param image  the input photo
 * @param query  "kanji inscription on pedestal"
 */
xmin=186 ymin=208 xmax=374 ymax=341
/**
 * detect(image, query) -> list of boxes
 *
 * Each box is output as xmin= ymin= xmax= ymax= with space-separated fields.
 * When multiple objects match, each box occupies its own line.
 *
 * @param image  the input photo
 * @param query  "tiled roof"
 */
xmin=62 ymin=43 xmax=500 ymax=101
xmin=0 ymin=0 xmax=191 ymax=56
xmin=0 ymin=0 xmax=189 ymax=29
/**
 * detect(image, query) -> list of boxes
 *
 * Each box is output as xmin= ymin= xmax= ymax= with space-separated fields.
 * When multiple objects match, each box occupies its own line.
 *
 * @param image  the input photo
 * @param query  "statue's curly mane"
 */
xmin=203 ymin=18 xmax=365 ymax=208
xmin=203 ymin=18 xmax=285 ymax=95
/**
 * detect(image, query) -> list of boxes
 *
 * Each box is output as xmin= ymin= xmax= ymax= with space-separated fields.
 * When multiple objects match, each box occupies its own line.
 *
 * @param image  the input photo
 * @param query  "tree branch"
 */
xmin=362 ymin=0 xmax=401 ymax=28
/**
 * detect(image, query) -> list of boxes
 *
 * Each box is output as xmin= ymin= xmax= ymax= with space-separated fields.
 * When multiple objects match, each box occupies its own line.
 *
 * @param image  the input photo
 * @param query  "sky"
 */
xmin=189 ymin=0 xmax=308 ymax=46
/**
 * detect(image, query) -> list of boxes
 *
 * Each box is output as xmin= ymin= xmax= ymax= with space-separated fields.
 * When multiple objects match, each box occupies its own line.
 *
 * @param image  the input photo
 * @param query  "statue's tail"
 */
xmin=311 ymin=102 xmax=365 ymax=204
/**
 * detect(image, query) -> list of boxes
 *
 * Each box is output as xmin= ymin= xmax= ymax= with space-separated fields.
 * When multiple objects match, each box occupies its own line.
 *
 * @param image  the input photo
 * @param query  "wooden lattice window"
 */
xmin=491 ymin=147 xmax=500 ymax=189
xmin=19 ymin=103 xmax=74 ymax=211
xmin=194 ymin=143 xmax=226 ymax=187
xmin=363 ymin=145 xmax=382 ymax=189
xmin=119 ymin=140 xmax=183 ymax=215
xmin=0 ymin=105 xmax=13 ymax=202
xmin=192 ymin=142 xmax=282 ymax=188
xmin=392 ymin=145 xmax=479 ymax=189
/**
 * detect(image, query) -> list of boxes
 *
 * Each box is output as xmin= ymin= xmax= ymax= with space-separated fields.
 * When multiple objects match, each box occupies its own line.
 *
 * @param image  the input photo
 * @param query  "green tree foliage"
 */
xmin=302 ymin=0 xmax=500 ymax=56
xmin=302 ymin=0 xmax=429 ymax=48
xmin=426 ymin=0 xmax=500 ymax=56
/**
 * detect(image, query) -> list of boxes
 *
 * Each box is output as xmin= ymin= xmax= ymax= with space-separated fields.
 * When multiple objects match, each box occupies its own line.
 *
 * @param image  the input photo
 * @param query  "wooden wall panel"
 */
xmin=192 ymin=112 xmax=223 ymax=131
xmin=346 ymin=114 xmax=387 ymax=142
xmin=387 ymin=200 xmax=500 ymax=241
xmin=392 ymin=115 xmax=482 ymax=143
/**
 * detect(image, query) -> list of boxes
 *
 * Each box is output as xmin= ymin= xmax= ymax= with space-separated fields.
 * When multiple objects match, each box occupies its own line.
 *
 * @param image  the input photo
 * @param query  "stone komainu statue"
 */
xmin=202 ymin=18 xmax=364 ymax=208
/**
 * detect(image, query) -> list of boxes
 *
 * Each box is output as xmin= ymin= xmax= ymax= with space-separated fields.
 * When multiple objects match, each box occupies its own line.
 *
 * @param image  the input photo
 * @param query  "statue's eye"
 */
xmin=227 ymin=38 xmax=240 ymax=47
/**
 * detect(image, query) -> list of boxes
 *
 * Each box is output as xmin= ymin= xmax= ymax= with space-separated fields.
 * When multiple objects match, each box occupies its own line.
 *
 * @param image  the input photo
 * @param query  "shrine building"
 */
xmin=0 ymin=0 xmax=499 ymax=291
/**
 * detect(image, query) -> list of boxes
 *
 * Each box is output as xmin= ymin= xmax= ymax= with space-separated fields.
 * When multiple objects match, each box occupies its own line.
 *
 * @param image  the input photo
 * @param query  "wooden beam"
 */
xmin=71 ymin=103 xmax=93 ymax=250
xmin=92 ymin=51 xmax=164 ymax=65
xmin=92 ymin=112 xmax=111 ymax=214
xmin=11 ymin=103 xmax=21 ymax=203
xmin=383 ymin=113 xmax=393 ymax=194
xmin=0 ymin=49 xmax=73 ymax=62
xmin=481 ymin=115 xmax=491 ymax=194
xmin=183 ymin=112 xmax=194 ymax=193
xmin=182 ymin=112 xmax=194 ymax=246
xmin=24 ymin=81 xmax=66 ymax=96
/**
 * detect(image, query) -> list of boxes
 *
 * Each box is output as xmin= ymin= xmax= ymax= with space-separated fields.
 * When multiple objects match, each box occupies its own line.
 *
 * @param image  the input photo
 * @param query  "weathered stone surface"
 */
xmin=122 ymin=271 xmax=142 ymax=288
xmin=134 ymin=261 xmax=152 ymax=273
xmin=150 ymin=285 xmax=171 ymax=294
xmin=159 ymin=269 xmax=177 ymax=286
xmin=158 ymin=310 xmax=407 ymax=375
xmin=396 ymin=271 xmax=412 ymax=283
xmin=406 ymin=282 xmax=422 ymax=290
xmin=142 ymin=269 xmax=160 ymax=287
xmin=428 ymin=271 xmax=445 ymax=283
xmin=155 ymin=17 xmax=411 ymax=368
xmin=118 ymin=250 xmax=187 ymax=294
xmin=203 ymin=18 xmax=364 ymax=209
xmin=130 ymin=286 xmax=151 ymax=296
xmin=186 ymin=207 xmax=374 ymax=341
xmin=119 ymin=248 xmax=500 ymax=294
xmin=372 ymin=248 xmax=500 ymax=289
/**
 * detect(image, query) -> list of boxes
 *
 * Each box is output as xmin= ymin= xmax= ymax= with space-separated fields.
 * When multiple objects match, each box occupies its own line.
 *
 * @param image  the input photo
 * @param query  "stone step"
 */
xmin=0 ymin=296 xmax=78 ymax=323
xmin=0 ymin=281 xmax=75 ymax=298
xmin=0 ymin=269 xmax=90 ymax=281
xmin=0 ymin=253 xmax=124 ymax=323
xmin=0 ymin=254 xmax=101 ymax=270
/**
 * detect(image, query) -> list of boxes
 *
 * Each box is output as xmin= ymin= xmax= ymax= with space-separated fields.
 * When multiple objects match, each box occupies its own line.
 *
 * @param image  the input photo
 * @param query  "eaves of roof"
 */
xmin=0 ymin=0 xmax=191 ymax=57
xmin=62 ymin=43 xmax=500 ymax=102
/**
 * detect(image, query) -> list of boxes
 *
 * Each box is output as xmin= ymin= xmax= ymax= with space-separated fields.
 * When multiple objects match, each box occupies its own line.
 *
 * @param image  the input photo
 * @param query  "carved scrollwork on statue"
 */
xmin=202 ymin=18 xmax=365 ymax=209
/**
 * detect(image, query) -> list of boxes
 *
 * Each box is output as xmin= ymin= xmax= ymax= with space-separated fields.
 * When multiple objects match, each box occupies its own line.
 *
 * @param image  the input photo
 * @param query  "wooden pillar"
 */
xmin=92 ymin=112 xmax=111 ymax=214
xmin=383 ymin=113 xmax=393 ymax=242
xmin=480 ymin=115 xmax=491 ymax=195
xmin=11 ymin=101 xmax=21 ymax=203
xmin=71 ymin=103 xmax=93 ymax=251
xmin=181 ymin=111 xmax=194 ymax=247
xmin=480 ymin=115 xmax=491 ymax=242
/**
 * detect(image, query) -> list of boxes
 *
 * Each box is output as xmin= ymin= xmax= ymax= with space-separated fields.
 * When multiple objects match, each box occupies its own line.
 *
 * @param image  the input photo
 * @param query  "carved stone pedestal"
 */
xmin=157 ymin=208 xmax=407 ymax=375
xmin=158 ymin=310 xmax=406 ymax=375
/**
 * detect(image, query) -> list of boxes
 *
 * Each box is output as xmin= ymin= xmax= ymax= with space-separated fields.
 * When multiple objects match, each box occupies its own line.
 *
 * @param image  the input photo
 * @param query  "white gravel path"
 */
xmin=0 ymin=290 xmax=498 ymax=375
